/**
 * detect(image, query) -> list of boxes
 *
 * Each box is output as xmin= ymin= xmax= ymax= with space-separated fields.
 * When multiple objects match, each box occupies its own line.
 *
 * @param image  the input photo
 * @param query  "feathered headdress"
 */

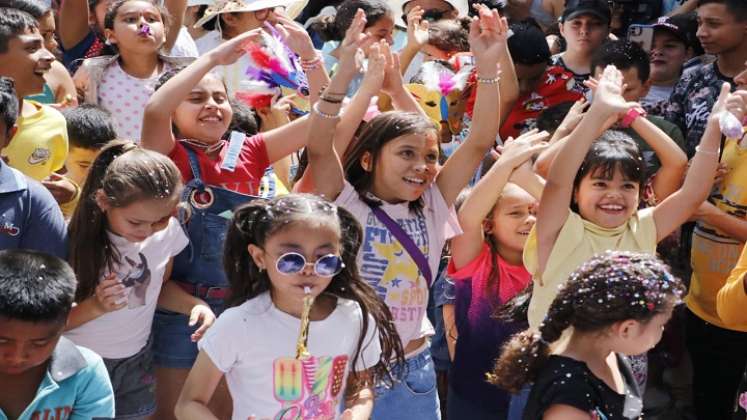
xmin=236 ymin=24 xmax=310 ymax=114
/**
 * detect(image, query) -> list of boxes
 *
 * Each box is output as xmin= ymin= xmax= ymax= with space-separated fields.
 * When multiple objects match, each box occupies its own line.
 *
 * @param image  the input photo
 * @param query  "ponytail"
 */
xmin=68 ymin=140 xmax=182 ymax=302
xmin=489 ymin=293 xmax=575 ymax=393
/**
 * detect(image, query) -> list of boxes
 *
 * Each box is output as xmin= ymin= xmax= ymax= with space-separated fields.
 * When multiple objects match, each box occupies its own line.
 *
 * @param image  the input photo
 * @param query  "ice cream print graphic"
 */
xmin=272 ymin=355 xmax=348 ymax=420
xmin=112 ymin=253 xmax=151 ymax=308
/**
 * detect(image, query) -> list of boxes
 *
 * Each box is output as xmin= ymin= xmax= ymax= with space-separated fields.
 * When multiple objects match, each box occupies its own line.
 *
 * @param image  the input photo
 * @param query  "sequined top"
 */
xmin=523 ymin=354 xmax=643 ymax=420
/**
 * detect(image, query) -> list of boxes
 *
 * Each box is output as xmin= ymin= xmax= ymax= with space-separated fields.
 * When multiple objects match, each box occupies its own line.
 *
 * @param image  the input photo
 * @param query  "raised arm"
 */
xmin=653 ymin=83 xmax=738 ymax=242
xmin=450 ymin=130 xmax=549 ymax=269
xmin=535 ymin=66 xmax=636 ymax=273
xmin=141 ymin=29 xmax=262 ymax=155
xmin=163 ymin=0 xmax=186 ymax=52
xmin=302 ymin=9 xmax=370 ymax=200
xmin=59 ymin=0 xmax=91 ymax=51
xmin=629 ymin=115 xmax=688 ymax=201
xmin=274 ymin=14 xmax=330 ymax=105
xmin=436 ymin=5 xmax=504 ymax=206
xmin=398 ymin=6 xmax=428 ymax=77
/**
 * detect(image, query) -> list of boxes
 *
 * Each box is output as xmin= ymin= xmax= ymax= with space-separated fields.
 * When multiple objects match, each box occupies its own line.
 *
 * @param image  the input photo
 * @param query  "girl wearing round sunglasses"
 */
xmin=175 ymin=194 xmax=404 ymax=420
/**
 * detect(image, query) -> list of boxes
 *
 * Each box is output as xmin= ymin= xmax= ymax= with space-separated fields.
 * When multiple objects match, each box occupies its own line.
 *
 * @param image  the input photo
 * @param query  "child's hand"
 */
xmin=273 ymin=13 xmax=317 ymax=61
xmin=380 ymin=42 xmax=405 ymax=95
xmin=556 ymin=98 xmax=588 ymax=136
xmin=468 ymin=4 xmax=508 ymax=77
xmin=42 ymin=173 xmax=77 ymax=204
xmin=359 ymin=41 xmax=386 ymax=97
xmin=341 ymin=409 xmax=354 ymax=420
xmin=189 ymin=304 xmax=216 ymax=342
xmin=206 ymin=28 xmax=263 ymax=66
xmin=497 ymin=129 xmax=550 ymax=169
xmin=94 ymin=274 xmax=127 ymax=313
xmin=587 ymin=65 xmax=639 ymax=119
xmin=336 ymin=9 xmax=371 ymax=80
xmin=405 ymin=6 xmax=429 ymax=51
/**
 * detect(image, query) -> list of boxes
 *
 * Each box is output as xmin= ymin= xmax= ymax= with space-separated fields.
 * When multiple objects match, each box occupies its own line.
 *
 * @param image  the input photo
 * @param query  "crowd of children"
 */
xmin=3 ymin=0 xmax=747 ymax=419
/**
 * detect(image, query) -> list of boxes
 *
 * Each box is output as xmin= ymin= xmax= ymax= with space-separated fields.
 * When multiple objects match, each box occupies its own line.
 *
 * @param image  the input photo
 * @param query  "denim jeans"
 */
xmin=507 ymin=384 xmax=532 ymax=420
xmin=372 ymin=348 xmax=441 ymax=420
xmin=154 ymin=145 xmax=256 ymax=368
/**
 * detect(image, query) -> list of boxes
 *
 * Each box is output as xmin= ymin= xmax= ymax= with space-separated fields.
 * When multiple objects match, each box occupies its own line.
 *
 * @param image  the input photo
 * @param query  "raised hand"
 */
xmin=380 ymin=41 xmax=405 ymax=95
xmin=497 ymin=129 xmax=550 ymax=168
xmin=406 ymin=6 xmax=429 ymax=50
xmin=359 ymin=41 xmax=386 ymax=97
xmin=336 ymin=9 xmax=371 ymax=80
xmin=468 ymin=4 xmax=508 ymax=77
xmin=588 ymin=65 xmax=639 ymax=119
xmin=273 ymin=13 xmax=317 ymax=60
xmin=207 ymin=28 xmax=263 ymax=66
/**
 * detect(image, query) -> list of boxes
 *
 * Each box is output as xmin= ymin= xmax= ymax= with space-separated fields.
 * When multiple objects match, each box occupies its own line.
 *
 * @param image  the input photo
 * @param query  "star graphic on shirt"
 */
xmin=391 ymin=278 xmax=402 ymax=288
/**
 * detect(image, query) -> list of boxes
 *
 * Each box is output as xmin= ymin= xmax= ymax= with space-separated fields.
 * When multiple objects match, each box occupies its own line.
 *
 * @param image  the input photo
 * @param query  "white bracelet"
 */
xmin=695 ymin=145 xmax=720 ymax=156
xmin=313 ymin=102 xmax=341 ymax=120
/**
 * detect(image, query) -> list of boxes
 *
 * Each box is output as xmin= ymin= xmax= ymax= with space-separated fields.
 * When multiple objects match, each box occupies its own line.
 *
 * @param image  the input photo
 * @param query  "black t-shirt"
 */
xmin=523 ymin=354 xmax=643 ymax=420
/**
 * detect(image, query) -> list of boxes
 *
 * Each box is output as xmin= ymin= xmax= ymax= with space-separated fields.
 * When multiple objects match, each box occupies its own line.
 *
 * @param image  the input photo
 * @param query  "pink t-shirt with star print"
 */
xmin=97 ymin=61 xmax=171 ymax=142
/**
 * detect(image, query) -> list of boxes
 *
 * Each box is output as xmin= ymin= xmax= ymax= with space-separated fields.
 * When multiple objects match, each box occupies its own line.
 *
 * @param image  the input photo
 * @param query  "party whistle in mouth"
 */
xmin=138 ymin=24 xmax=151 ymax=36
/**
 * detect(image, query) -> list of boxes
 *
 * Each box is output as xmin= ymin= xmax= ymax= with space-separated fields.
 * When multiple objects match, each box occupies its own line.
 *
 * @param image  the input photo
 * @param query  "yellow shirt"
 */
xmin=716 ymin=245 xmax=747 ymax=330
xmin=524 ymin=208 xmax=657 ymax=329
xmin=688 ymin=138 xmax=747 ymax=331
xmin=2 ymin=100 xmax=68 ymax=181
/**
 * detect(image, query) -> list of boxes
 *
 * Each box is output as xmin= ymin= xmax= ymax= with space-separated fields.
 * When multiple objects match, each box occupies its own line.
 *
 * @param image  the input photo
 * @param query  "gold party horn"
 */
xmin=295 ymin=286 xmax=315 ymax=360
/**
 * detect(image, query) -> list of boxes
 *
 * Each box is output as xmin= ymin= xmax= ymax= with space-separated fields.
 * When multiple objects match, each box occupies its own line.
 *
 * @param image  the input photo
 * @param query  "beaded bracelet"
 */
xmin=313 ymin=102 xmax=341 ymax=119
xmin=476 ymin=75 xmax=500 ymax=84
xmin=301 ymin=54 xmax=322 ymax=71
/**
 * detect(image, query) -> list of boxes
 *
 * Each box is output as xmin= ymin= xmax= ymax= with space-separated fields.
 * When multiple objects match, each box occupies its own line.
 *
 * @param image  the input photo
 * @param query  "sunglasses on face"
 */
xmin=275 ymin=252 xmax=345 ymax=277
xmin=401 ymin=8 xmax=449 ymax=25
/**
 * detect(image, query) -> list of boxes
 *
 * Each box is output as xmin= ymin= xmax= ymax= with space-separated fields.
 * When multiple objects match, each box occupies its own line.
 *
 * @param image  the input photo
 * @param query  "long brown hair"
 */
xmin=224 ymin=194 xmax=405 ymax=392
xmin=490 ymin=251 xmax=684 ymax=393
xmin=68 ymin=140 xmax=182 ymax=302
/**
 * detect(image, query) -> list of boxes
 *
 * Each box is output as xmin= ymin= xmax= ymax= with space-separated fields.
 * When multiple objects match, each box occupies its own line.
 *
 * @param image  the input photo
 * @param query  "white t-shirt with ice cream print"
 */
xmin=198 ymin=292 xmax=381 ymax=420
xmin=65 ymin=217 xmax=188 ymax=359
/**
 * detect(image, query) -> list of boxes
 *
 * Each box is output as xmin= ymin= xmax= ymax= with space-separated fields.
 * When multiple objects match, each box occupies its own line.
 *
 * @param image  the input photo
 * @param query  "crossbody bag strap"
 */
xmin=369 ymin=205 xmax=433 ymax=287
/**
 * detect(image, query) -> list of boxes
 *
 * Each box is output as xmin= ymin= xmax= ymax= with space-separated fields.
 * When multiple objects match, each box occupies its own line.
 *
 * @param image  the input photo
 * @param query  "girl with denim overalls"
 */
xmin=300 ymin=6 xmax=508 ymax=418
xmin=141 ymin=25 xmax=327 ymax=419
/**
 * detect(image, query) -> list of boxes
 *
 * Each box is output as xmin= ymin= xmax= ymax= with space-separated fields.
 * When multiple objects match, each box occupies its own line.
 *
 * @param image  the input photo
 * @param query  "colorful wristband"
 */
xmin=620 ymin=107 xmax=647 ymax=128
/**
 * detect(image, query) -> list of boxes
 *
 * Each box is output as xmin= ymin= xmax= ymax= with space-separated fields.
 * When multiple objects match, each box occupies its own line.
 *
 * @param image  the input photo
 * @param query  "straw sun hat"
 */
xmin=194 ymin=0 xmax=308 ymax=28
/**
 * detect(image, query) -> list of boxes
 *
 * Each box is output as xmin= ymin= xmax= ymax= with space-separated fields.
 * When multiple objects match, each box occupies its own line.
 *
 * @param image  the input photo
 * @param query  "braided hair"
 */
xmin=489 ymin=250 xmax=684 ymax=393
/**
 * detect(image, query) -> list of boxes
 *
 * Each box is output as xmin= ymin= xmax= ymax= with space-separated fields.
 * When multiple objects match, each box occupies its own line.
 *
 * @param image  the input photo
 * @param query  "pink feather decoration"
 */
xmin=438 ymin=72 xmax=456 ymax=97
xmin=243 ymin=42 xmax=289 ymax=78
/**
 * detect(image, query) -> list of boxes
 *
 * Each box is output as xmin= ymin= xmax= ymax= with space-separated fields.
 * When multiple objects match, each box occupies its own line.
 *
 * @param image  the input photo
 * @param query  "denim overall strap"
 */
xmin=184 ymin=144 xmax=205 ymax=187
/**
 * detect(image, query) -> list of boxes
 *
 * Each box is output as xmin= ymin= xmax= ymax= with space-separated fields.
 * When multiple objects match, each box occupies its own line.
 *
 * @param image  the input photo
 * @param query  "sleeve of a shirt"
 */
xmin=241 ymin=133 xmax=270 ymax=182
xmin=70 ymin=352 xmax=116 ymax=419
xmin=664 ymin=74 xmax=691 ymax=137
xmin=537 ymin=374 xmax=597 ymax=416
xmin=22 ymin=181 xmax=67 ymax=259
xmin=198 ymin=309 xmax=242 ymax=373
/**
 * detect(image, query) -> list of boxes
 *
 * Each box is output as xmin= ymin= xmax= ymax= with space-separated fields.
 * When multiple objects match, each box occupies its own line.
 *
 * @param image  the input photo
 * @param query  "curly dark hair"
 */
xmin=490 ymin=250 xmax=684 ymax=393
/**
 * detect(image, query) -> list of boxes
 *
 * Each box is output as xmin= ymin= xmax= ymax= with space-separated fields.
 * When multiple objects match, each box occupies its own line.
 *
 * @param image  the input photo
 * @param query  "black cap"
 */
xmin=652 ymin=15 xmax=690 ymax=45
xmin=561 ymin=0 xmax=611 ymax=24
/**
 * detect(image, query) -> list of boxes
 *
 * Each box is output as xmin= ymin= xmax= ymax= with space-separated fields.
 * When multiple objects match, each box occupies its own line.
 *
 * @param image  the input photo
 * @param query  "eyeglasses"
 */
xmin=275 ymin=252 xmax=345 ymax=277
xmin=401 ymin=8 xmax=449 ymax=25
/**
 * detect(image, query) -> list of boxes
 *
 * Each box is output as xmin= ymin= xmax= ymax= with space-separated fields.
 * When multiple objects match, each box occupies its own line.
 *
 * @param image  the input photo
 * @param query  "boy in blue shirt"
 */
xmin=0 ymin=249 xmax=114 ymax=419
xmin=0 ymin=76 xmax=66 ymax=257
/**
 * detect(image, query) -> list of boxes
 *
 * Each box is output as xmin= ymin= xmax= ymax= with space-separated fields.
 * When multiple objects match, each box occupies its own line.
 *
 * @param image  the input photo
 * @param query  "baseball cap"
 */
xmin=652 ymin=15 xmax=690 ymax=45
xmin=561 ymin=0 xmax=611 ymax=24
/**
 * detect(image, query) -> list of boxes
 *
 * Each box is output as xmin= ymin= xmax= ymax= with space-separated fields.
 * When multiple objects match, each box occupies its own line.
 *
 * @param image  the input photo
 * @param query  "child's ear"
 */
xmin=360 ymin=152 xmax=373 ymax=172
xmin=482 ymin=219 xmax=493 ymax=234
xmin=104 ymin=29 xmax=116 ymax=46
xmin=615 ymin=319 xmax=640 ymax=339
xmin=94 ymin=189 xmax=110 ymax=212
xmin=247 ymin=244 xmax=267 ymax=271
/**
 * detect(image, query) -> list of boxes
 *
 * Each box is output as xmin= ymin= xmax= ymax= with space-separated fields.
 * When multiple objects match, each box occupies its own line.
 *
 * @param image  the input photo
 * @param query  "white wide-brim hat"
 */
xmin=389 ymin=0 xmax=468 ymax=28
xmin=194 ymin=0 xmax=307 ymax=28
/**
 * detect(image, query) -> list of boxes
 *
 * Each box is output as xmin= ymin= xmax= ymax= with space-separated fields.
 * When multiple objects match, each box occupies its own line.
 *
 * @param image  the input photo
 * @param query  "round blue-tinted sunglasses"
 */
xmin=275 ymin=252 xmax=345 ymax=277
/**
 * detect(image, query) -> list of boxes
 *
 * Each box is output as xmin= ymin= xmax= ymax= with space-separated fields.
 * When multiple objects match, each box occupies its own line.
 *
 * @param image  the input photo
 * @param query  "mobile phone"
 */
xmin=627 ymin=24 xmax=655 ymax=53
